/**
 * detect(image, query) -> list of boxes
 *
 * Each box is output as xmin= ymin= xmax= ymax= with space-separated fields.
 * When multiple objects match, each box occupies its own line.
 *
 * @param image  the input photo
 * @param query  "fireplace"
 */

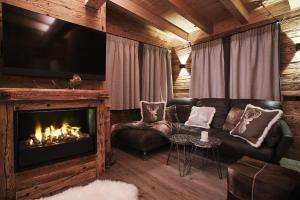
xmin=14 ymin=107 xmax=97 ymax=172
xmin=1 ymin=88 xmax=109 ymax=199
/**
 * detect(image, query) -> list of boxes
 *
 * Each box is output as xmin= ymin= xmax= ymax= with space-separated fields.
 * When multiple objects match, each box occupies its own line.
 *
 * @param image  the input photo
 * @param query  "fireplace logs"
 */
xmin=24 ymin=122 xmax=90 ymax=148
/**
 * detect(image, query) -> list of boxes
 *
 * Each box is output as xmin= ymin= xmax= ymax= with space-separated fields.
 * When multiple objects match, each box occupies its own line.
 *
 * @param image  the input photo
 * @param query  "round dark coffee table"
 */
xmin=189 ymin=136 xmax=223 ymax=179
xmin=166 ymin=134 xmax=193 ymax=177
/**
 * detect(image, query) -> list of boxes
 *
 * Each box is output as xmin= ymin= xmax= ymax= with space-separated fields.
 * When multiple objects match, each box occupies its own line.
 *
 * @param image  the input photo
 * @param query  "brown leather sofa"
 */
xmin=113 ymin=98 xmax=293 ymax=163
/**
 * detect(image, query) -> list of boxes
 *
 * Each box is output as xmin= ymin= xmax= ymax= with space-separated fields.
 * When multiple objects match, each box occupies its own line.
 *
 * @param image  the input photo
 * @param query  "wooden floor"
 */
xmin=102 ymin=148 xmax=227 ymax=200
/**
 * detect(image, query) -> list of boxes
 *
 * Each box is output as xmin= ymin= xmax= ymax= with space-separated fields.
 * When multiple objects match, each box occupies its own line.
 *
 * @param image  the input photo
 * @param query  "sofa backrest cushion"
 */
xmin=167 ymin=98 xmax=198 ymax=123
xmin=230 ymin=99 xmax=282 ymax=110
xmin=196 ymin=98 xmax=230 ymax=129
xmin=167 ymin=98 xmax=198 ymax=107
xmin=175 ymin=105 xmax=193 ymax=123
xmin=263 ymin=122 xmax=282 ymax=148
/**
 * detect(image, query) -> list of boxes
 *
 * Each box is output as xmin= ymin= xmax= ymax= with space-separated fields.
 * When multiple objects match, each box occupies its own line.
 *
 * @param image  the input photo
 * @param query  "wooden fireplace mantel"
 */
xmin=0 ymin=88 xmax=109 ymax=102
xmin=0 ymin=88 xmax=110 ymax=200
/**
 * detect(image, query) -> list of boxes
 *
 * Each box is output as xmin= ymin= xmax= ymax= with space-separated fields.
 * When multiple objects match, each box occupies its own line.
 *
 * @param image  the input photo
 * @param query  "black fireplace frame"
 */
xmin=14 ymin=107 xmax=98 ymax=172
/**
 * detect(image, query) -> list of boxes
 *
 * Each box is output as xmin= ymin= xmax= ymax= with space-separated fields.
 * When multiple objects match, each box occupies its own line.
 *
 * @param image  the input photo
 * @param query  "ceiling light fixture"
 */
xmin=288 ymin=0 xmax=300 ymax=10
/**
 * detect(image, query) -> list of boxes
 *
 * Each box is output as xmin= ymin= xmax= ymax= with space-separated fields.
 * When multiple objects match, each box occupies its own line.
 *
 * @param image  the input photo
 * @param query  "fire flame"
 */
xmin=35 ymin=123 xmax=43 ymax=142
xmin=34 ymin=122 xmax=81 ymax=144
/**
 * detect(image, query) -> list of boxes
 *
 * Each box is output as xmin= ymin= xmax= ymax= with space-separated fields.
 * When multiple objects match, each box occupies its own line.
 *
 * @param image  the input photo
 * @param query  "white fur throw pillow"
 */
xmin=184 ymin=106 xmax=216 ymax=129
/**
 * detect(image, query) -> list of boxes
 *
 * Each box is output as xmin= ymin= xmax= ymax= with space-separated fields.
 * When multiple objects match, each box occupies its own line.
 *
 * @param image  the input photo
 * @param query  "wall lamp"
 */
xmin=296 ymin=43 xmax=300 ymax=51
xmin=179 ymin=64 xmax=185 ymax=69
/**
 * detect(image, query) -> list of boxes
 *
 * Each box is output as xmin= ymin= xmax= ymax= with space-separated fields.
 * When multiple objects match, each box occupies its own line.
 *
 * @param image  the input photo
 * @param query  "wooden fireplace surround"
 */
xmin=0 ymin=88 xmax=110 ymax=200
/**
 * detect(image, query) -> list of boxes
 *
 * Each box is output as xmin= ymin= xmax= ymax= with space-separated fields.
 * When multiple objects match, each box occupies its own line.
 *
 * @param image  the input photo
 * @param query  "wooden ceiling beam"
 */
xmin=85 ymin=0 xmax=106 ymax=9
xmin=108 ymin=0 xmax=189 ymax=41
xmin=219 ymin=0 xmax=250 ymax=24
xmin=167 ymin=0 xmax=213 ymax=34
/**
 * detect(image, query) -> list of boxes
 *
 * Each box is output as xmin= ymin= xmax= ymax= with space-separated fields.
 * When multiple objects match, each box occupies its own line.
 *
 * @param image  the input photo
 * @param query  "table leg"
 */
xmin=212 ymin=147 xmax=222 ymax=179
xmin=166 ymin=142 xmax=174 ymax=165
xmin=202 ymin=147 xmax=209 ymax=167
xmin=185 ymin=146 xmax=195 ymax=175
xmin=217 ymin=147 xmax=223 ymax=179
xmin=175 ymin=143 xmax=183 ymax=177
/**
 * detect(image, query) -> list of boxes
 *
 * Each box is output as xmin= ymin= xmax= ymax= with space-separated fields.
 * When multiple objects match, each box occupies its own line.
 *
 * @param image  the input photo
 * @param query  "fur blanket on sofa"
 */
xmin=111 ymin=121 xmax=181 ymax=138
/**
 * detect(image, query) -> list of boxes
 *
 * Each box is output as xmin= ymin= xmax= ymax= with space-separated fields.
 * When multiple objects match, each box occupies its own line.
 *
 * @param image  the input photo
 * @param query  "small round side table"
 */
xmin=166 ymin=134 xmax=193 ymax=177
xmin=189 ymin=136 xmax=223 ymax=179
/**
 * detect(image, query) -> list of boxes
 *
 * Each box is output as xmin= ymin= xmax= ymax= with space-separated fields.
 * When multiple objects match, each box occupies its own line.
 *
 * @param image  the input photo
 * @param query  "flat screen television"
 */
xmin=0 ymin=3 xmax=106 ymax=80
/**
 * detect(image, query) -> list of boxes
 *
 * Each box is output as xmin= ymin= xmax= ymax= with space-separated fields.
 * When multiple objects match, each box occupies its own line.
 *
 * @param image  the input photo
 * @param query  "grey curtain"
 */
xmin=142 ymin=44 xmax=173 ymax=102
xmin=230 ymin=23 xmax=280 ymax=100
xmin=190 ymin=39 xmax=225 ymax=98
xmin=106 ymin=34 xmax=140 ymax=110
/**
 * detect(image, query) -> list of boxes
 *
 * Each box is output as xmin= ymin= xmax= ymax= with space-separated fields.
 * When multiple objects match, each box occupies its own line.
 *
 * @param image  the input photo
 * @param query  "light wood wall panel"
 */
xmin=280 ymin=16 xmax=300 ymax=160
xmin=2 ymin=0 xmax=106 ymax=31
xmin=172 ymin=48 xmax=191 ymax=97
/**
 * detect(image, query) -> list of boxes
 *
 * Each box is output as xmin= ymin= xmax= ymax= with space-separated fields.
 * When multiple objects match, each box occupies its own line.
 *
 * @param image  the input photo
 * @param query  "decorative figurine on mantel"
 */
xmin=69 ymin=74 xmax=82 ymax=89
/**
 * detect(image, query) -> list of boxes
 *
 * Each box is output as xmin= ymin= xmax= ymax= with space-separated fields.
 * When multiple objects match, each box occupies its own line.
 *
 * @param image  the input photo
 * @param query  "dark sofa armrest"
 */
xmin=273 ymin=120 xmax=294 ymax=163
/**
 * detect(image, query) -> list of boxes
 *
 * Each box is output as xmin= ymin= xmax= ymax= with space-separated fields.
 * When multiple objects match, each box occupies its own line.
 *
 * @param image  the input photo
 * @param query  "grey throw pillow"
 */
xmin=165 ymin=105 xmax=179 ymax=123
xmin=140 ymin=101 xmax=166 ymax=123
xmin=223 ymin=107 xmax=244 ymax=131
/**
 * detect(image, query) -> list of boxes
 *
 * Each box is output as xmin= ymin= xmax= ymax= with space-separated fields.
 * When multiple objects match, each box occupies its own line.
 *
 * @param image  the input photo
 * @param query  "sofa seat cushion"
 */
xmin=115 ymin=128 xmax=169 ymax=152
xmin=196 ymin=98 xmax=230 ymax=129
xmin=178 ymin=125 xmax=273 ymax=161
xmin=178 ymin=124 xmax=219 ymax=137
xmin=230 ymin=99 xmax=282 ymax=110
xmin=215 ymin=131 xmax=274 ymax=162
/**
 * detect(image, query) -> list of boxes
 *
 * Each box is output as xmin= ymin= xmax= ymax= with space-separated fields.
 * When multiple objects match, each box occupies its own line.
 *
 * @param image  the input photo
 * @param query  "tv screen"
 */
xmin=1 ymin=3 xmax=106 ymax=80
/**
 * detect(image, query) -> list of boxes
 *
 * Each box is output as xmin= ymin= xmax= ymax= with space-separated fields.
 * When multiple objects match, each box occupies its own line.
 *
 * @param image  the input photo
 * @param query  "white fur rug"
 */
xmin=37 ymin=180 xmax=139 ymax=200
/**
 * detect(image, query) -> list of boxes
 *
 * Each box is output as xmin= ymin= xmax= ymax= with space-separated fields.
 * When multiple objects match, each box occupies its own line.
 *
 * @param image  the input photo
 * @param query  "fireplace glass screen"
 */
xmin=14 ymin=108 xmax=97 ymax=172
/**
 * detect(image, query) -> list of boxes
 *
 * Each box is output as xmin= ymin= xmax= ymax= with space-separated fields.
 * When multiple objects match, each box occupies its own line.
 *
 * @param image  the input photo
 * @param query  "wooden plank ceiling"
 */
xmin=106 ymin=0 xmax=300 ymax=48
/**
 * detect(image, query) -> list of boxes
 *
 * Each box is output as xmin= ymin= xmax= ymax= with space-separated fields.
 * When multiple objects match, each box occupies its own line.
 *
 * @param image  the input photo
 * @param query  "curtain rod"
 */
xmin=188 ymin=20 xmax=278 ymax=48
xmin=107 ymin=32 xmax=171 ymax=50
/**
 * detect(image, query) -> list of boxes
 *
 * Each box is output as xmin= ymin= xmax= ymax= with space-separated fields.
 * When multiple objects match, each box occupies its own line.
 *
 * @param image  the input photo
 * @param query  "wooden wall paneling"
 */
xmin=171 ymin=48 xmax=191 ymax=97
xmin=17 ymin=169 xmax=97 ymax=199
xmin=14 ymin=101 xmax=100 ymax=111
xmin=0 ymin=76 xmax=104 ymax=90
xmin=105 ymin=105 xmax=111 ymax=153
xmin=2 ymin=0 xmax=106 ymax=31
xmin=280 ymin=15 xmax=300 ymax=160
xmin=0 ymin=88 xmax=109 ymax=102
xmin=0 ymin=103 xmax=15 ymax=200
xmin=0 ymin=104 xmax=6 ymax=200
xmin=15 ymin=155 xmax=97 ymax=199
xmin=96 ymin=102 xmax=106 ymax=177
xmin=283 ymin=101 xmax=300 ymax=160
